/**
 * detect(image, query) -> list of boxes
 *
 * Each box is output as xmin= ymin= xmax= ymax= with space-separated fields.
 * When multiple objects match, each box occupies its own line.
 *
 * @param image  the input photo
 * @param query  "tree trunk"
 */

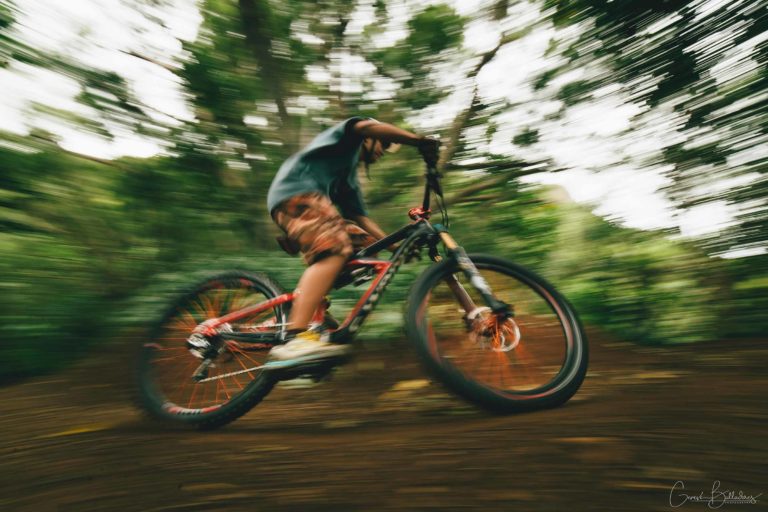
xmin=238 ymin=0 xmax=295 ymax=151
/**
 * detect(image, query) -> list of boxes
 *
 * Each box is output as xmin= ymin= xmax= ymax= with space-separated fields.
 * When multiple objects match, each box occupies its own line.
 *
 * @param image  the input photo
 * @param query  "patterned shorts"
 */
xmin=272 ymin=192 xmax=377 ymax=265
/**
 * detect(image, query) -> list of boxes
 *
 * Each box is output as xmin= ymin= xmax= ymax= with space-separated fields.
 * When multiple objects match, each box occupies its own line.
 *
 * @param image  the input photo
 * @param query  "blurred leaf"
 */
xmin=556 ymin=79 xmax=597 ymax=106
xmin=513 ymin=128 xmax=539 ymax=146
xmin=406 ymin=5 xmax=465 ymax=56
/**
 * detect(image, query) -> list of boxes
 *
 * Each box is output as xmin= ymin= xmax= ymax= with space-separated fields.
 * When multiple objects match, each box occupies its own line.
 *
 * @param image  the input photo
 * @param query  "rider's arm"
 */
xmin=352 ymin=215 xmax=397 ymax=251
xmin=352 ymin=119 xmax=422 ymax=146
xmin=353 ymin=119 xmax=440 ymax=165
xmin=352 ymin=215 xmax=387 ymax=240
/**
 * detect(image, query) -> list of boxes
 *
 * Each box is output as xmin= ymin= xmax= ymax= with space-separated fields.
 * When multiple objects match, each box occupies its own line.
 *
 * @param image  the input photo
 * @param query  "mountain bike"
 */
xmin=137 ymin=163 xmax=588 ymax=429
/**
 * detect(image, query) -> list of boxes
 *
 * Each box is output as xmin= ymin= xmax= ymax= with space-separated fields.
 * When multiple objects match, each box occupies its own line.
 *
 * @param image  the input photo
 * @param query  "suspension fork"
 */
xmin=438 ymin=231 xmax=512 ymax=318
xmin=427 ymin=233 xmax=479 ymax=316
xmin=443 ymin=274 xmax=477 ymax=316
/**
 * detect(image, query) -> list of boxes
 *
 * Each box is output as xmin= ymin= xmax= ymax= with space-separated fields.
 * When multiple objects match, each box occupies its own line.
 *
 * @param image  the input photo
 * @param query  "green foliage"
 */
xmin=0 ymin=135 xmax=286 ymax=382
xmin=369 ymin=4 xmax=465 ymax=111
xmin=548 ymin=205 xmax=723 ymax=344
xmin=544 ymin=0 xmax=768 ymax=256
xmin=556 ymin=80 xmax=596 ymax=106
xmin=1 ymin=0 xmax=766 ymax=384
xmin=0 ymin=233 xmax=109 ymax=383
xmin=406 ymin=5 xmax=465 ymax=56
xmin=532 ymin=68 xmax=559 ymax=90
xmin=513 ymin=128 xmax=540 ymax=146
xmin=450 ymin=188 xmax=560 ymax=270
xmin=0 ymin=1 xmax=15 ymax=32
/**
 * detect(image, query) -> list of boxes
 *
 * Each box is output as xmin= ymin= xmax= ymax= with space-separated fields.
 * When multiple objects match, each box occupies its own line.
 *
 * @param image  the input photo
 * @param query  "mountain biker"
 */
xmin=266 ymin=117 xmax=439 ymax=366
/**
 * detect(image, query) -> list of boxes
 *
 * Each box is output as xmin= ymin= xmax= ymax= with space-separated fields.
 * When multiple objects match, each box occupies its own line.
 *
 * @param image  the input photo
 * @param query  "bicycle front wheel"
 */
xmin=405 ymin=254 xmax=588 ymax=412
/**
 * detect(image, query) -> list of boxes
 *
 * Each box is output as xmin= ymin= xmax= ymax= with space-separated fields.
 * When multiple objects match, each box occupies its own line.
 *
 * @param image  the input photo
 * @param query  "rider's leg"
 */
xmin=268 ymin=253 xmax=348 ymax=363
xmin=288 ymin=219 xmax=377 ymax=331
xmin=269 ymin=254 xmax=350 ymax=363
xmin=269 ymin=193 xmax=355 ymax=363
xmin=286 ymin=254 xmax=346 ymax=331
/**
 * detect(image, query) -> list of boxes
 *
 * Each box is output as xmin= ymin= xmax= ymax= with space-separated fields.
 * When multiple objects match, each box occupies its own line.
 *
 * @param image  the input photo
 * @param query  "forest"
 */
xmin=0 ymin=0 xmax=765 ymax=382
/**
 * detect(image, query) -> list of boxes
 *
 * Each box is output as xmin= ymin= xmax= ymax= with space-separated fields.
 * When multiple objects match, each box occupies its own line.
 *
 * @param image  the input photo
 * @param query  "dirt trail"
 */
xmin=0 ymin=330 xmax=765 ymax=512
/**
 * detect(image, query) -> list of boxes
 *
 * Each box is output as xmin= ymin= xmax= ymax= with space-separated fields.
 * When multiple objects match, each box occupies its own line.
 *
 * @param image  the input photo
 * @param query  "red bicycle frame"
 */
xmin=192 ymin=164 xmax=508 ymax=346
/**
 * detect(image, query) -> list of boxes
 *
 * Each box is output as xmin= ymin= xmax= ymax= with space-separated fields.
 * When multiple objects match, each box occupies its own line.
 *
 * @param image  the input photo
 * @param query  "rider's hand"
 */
xmin=418 ymin=137 xmax=440 ymax=167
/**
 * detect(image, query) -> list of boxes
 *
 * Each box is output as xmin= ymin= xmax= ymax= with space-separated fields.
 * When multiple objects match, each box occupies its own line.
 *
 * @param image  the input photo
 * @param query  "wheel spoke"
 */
xmin=141 ymin=274 xmax=284 ymax=417
xmin=176 ymin=310 xmax=199 ymax=331
xmin=228 ymin=343 xmax=265 ymax=366
xmin=228 ymin=348 xmax=262 ymax=377
xmin=421 ymin=261 xmax=576 ymax=395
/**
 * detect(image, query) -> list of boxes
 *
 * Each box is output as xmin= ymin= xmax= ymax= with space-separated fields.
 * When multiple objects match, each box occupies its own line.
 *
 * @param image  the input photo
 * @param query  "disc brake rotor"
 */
xmin=466 ymin=307 xmax=521 ymax=352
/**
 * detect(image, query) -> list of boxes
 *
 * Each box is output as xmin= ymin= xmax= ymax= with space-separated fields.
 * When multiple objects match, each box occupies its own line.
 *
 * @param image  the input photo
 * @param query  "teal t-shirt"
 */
xmin=267 ymin=117 xmax=368 ymax=218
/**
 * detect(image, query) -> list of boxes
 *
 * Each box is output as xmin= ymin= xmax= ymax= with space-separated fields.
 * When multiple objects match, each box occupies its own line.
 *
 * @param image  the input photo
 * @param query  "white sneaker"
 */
xmin=268 ymin=331 xmax=349 ymax=363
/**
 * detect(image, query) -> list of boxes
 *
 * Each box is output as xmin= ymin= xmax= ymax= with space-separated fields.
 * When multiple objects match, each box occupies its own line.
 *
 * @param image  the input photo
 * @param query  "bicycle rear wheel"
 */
xmin=405 ymin=254 xmax=587 ymax=412
xmin=137 ymin=270 xmax=287 ymax=429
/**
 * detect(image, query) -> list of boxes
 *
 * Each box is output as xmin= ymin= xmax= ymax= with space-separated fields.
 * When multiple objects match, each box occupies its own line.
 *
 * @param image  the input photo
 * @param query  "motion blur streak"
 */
xmin=0 ymin=1 xmax=764 ymax=510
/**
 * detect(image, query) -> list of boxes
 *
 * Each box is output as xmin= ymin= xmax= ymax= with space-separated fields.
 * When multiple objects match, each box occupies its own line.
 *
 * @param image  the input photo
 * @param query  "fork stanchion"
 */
xmin=443 ymin=274 xmax=478 ymax=316
xmin=439 ymin=231 xmax=459 ymax=250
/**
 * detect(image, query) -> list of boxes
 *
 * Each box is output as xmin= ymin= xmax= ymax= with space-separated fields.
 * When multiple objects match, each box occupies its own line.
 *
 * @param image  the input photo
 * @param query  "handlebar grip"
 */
xmin=418 ymin=137 xmax=440 ymax=167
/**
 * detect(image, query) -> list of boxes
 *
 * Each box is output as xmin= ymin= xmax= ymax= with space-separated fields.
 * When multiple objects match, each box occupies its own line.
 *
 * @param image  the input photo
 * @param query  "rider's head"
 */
xmin=360 ymin=138 xmax=400 ymax=166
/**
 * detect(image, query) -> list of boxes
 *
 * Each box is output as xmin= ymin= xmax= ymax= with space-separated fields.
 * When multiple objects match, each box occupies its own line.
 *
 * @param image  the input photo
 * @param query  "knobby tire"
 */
xmin=405 ymin=254 xmax=588 ymax=412
xmin=136 ymin=270 xmax=287 ymax=430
